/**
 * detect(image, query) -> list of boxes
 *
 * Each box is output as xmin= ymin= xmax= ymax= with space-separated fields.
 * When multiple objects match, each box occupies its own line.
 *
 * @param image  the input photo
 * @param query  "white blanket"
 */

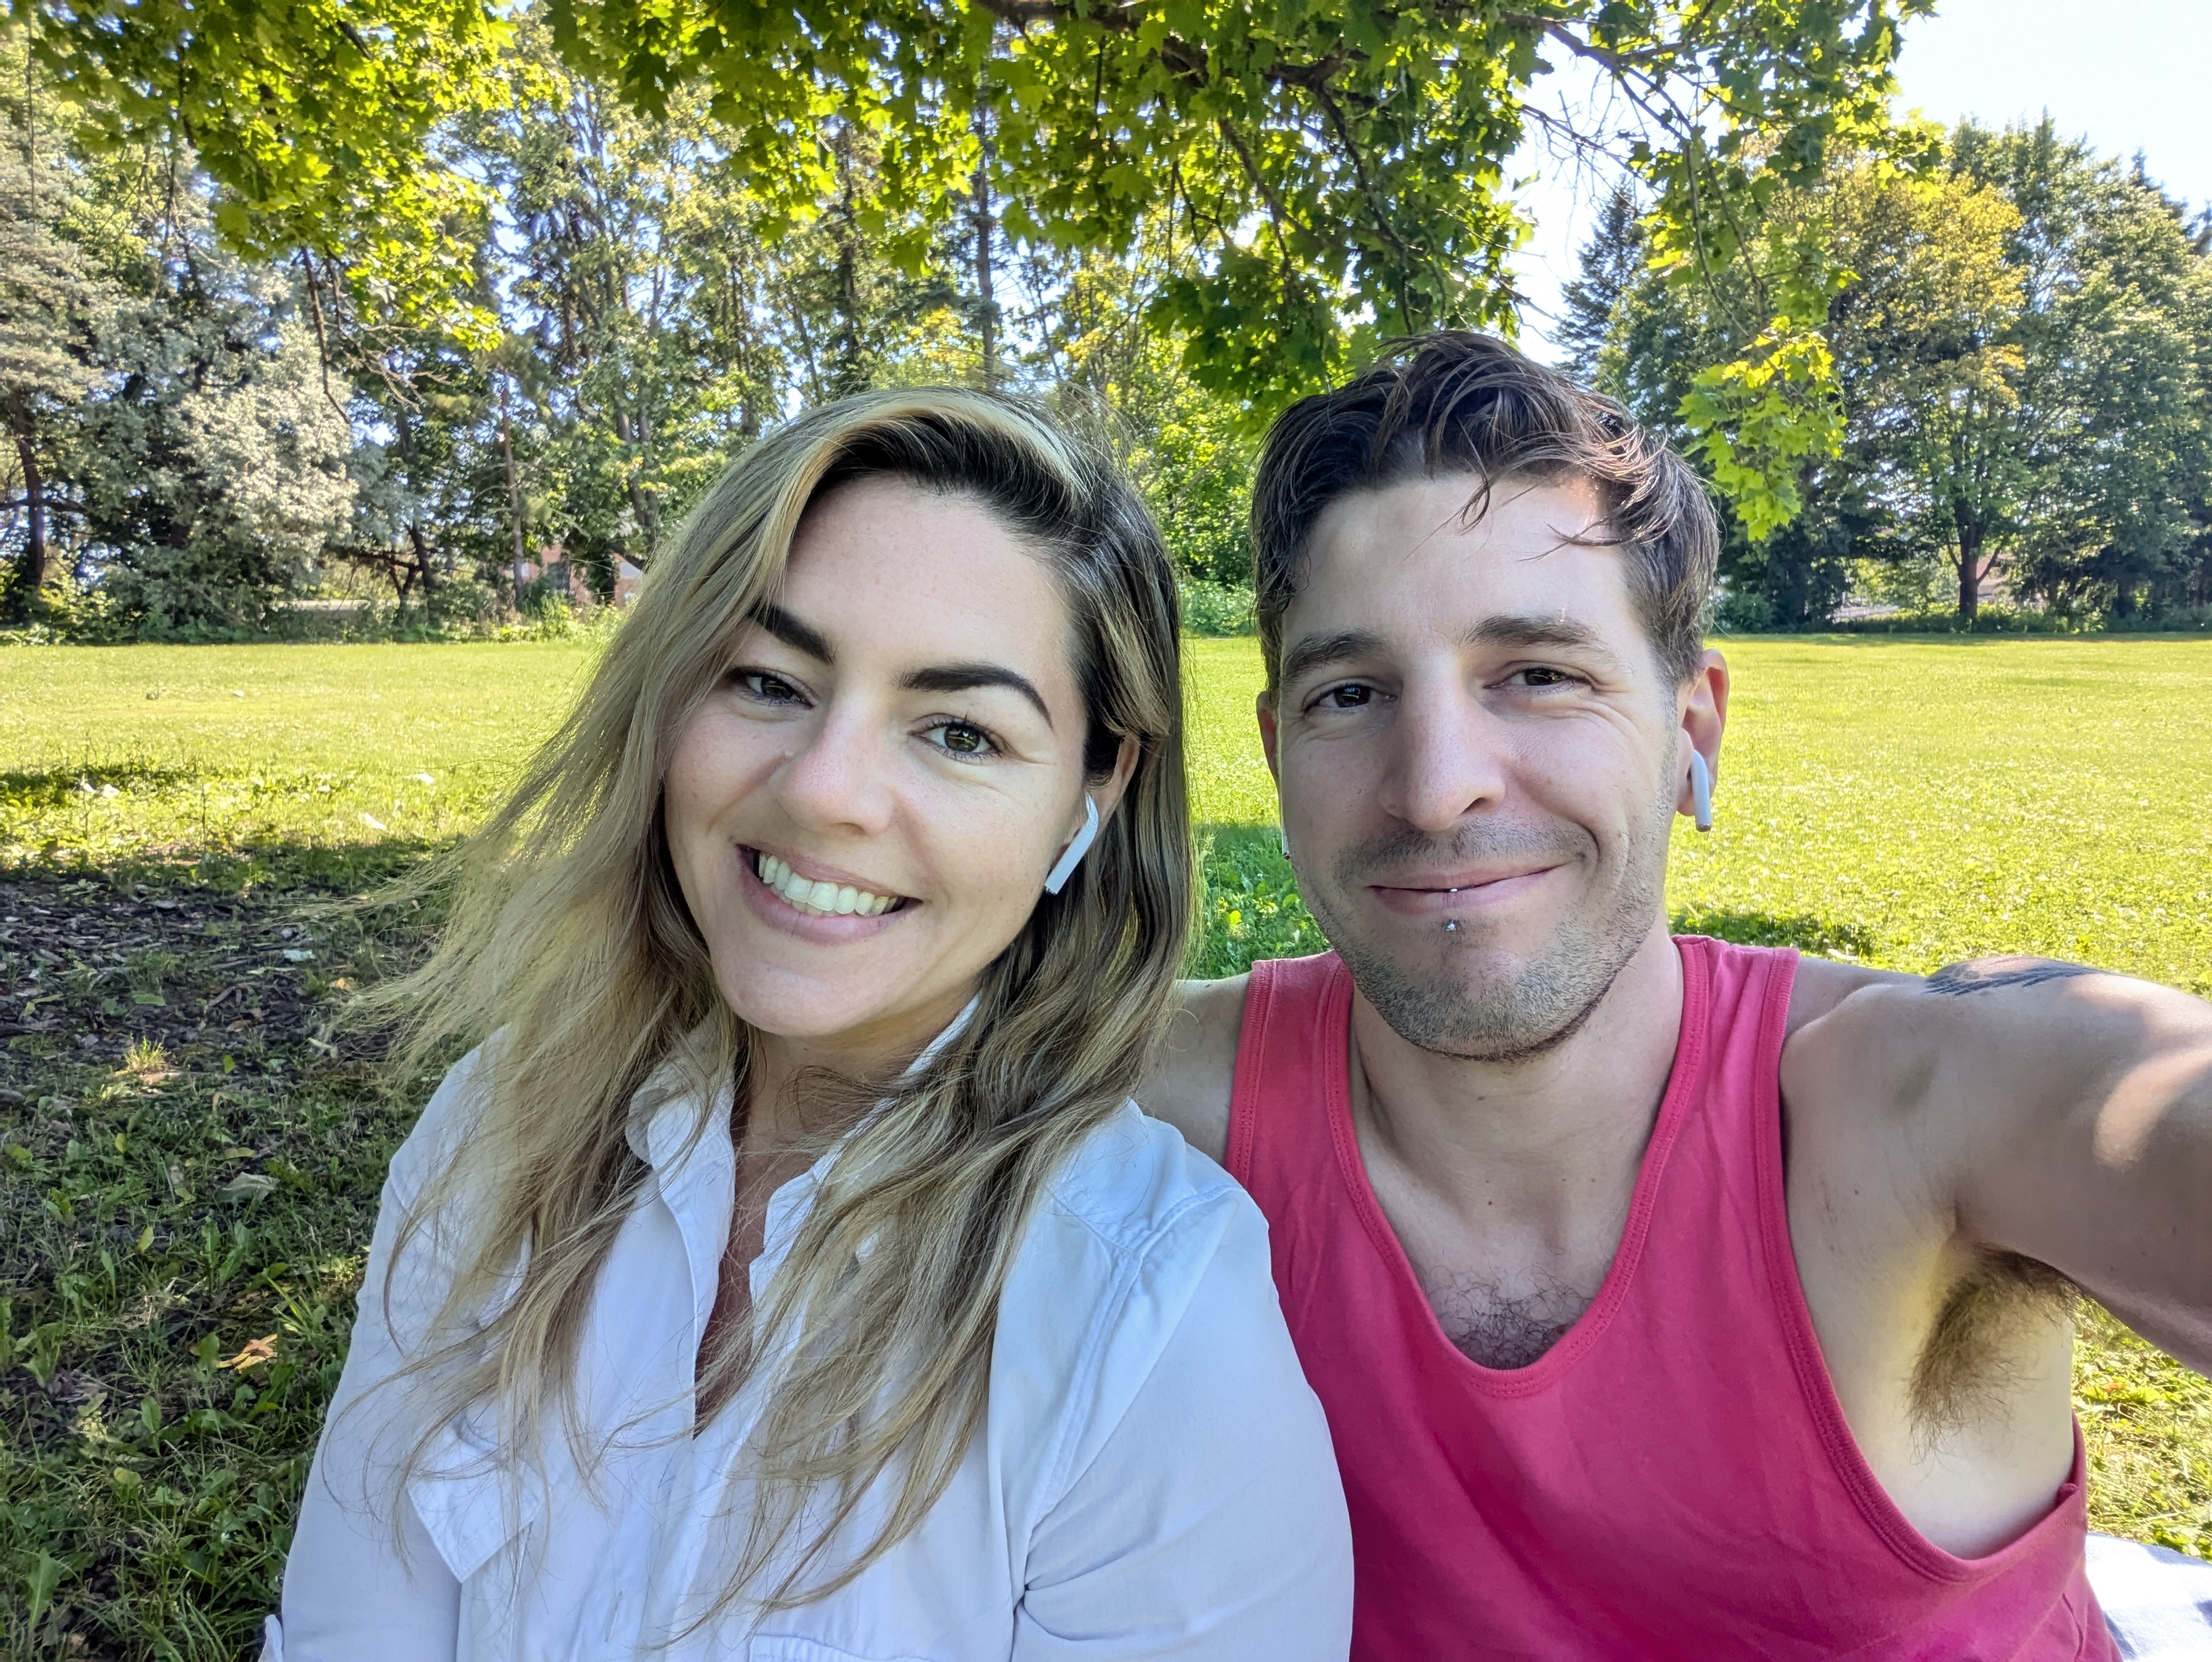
xmin=2091 ymin=1535 xmax=2212 ymax=1660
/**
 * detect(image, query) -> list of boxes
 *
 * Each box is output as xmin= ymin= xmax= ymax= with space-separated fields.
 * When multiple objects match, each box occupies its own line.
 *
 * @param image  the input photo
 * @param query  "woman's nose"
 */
xmin=776 ymin=704 xmax=899 ymax=836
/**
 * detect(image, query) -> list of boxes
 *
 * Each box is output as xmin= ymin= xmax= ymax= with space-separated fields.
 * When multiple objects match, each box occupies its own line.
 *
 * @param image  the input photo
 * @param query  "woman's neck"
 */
xmin=743 ymin=983 xmax=977 ymax=1148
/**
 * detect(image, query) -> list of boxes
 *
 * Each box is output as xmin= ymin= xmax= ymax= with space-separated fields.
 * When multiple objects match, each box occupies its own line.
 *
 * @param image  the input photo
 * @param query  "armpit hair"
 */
xmin=1908 ymin=1249 xmax=2076 ymax=1451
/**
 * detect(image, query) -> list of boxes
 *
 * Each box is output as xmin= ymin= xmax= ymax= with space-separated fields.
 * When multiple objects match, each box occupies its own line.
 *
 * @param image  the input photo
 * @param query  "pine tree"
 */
xmin=1556 ymin=189 xmax=1646 ymax=390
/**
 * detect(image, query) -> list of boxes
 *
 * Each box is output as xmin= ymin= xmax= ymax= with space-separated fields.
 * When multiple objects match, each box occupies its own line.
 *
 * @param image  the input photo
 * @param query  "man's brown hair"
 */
xmin=1250 ymin=331 xmax=1719 ymax=693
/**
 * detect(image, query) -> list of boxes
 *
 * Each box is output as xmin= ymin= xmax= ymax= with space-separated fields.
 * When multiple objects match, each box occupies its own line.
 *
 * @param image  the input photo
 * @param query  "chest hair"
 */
xmin=1420 ymin=1266 xmax=1605 ymax=1371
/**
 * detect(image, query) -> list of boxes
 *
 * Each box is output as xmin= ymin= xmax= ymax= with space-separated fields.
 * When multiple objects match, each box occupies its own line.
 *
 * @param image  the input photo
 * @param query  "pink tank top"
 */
xmin=1228 ymin=939 xmax=2112 ymax=1661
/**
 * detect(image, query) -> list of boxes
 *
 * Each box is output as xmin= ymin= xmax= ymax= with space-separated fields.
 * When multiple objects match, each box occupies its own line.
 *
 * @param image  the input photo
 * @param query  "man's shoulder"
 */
xmin=1778 ymin=956 xmax=1942 ymax=1136
xmin=1781 ymin=952 xmax=1920 ymax=1040
xmin=1134 ymin=973 xmax=1252 ymax=1166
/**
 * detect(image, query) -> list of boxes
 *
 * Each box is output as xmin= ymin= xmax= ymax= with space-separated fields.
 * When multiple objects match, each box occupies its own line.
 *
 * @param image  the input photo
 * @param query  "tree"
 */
xmin=6 ymin=0 xmax=512 ymax=344
xmin=1034 ymin=231 xmax=1258 ymax=586
xmin=1587 ymin=121 xmax=2212 ymax=628
xmin=51 ymin=157 xmax=362 ymax=638
xmin=1949 ymin=123 xmax=2212 ymax=623
xmin=1820 ymin=162 xmax=2027 ymax=623
xmin=1557 ymin=188 xmax=1645 ymax=389
xmin=82 ymin=297 xmax=357 ymax=637
xmin=550 ymin=0 xmax=1930 ymax=517
xmin=0 ymin=152 xmax=111 ymax=615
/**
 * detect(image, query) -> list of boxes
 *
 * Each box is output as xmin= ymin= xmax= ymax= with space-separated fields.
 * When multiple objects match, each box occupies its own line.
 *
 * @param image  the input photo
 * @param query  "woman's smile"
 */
xmin=738 ymin=842 xmax=917 ymax=943
xmin=751 ymin=847 xmax=910 ymax=917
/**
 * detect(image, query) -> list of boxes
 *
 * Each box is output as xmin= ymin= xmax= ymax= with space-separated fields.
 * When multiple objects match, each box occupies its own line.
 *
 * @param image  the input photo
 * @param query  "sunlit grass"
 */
xmin=0 ymin=641 xmax=597 ymax=891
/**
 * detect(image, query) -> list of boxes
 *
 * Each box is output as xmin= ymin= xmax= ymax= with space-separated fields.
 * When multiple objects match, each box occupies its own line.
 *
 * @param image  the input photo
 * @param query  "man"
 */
xmin=1143 ymin=333 xmax=2212 ymax=1659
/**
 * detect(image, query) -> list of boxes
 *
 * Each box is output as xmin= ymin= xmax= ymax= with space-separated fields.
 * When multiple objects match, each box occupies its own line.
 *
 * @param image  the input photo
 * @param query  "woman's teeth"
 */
xmin=755 ymin=852 xmax=900 ymax=917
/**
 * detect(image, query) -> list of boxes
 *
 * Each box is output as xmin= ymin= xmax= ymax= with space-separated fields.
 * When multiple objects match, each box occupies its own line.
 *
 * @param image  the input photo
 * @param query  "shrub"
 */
xmin=1180 ymin=579 xmax=1256 ymax=637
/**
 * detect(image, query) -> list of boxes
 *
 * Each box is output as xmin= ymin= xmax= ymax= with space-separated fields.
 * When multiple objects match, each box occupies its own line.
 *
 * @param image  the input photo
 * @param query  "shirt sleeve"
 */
xmin=273 ymin=1056 xmax=485 ymax=1661
xmin=1012 ymin=1197 xmax=1354 ymax=1661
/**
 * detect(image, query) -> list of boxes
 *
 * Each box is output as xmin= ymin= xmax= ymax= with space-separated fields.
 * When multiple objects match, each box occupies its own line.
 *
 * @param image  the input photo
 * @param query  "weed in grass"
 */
xmin=0 ymin=634 xmax=2207 ymax=1658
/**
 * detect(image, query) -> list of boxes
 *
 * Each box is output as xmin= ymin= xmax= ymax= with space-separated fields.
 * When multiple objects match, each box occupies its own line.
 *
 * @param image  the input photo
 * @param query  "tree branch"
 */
xmin=1304 ymin=78 xmax=1426 ymax=328
xmin=1214 ymin=116 xmax=1308 ymax=258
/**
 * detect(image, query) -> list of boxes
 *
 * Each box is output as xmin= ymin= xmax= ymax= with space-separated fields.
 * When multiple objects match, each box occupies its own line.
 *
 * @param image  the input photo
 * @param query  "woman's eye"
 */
xmin=734 ymin=670 xmax=805 ymax=704
xmin=925 ymin=720 xmax=997 ymax=757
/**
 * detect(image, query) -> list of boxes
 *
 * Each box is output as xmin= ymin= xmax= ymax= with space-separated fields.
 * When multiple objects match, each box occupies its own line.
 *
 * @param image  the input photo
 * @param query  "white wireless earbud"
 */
xmin=1043 ymin=795 xmax=1100 ymax=894
xmin=1688 ymin=749 xmax=1714 ymax=833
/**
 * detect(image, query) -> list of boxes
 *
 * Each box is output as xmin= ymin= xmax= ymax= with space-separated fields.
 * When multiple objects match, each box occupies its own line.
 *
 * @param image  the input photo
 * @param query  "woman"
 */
xmin=269 ymin=389 xmax=1351 ymax=1660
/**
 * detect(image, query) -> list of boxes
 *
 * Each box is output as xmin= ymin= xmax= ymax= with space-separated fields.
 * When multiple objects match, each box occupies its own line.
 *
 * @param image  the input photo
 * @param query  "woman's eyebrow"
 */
xmin=753 ymin=603 xmax=834 ymax=663
xmin=902 ymin=664 xmax=1053 ymax=726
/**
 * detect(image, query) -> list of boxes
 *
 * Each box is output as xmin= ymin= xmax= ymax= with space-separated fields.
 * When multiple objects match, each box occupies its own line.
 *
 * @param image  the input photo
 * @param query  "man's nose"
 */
xmin=1378 ymin=679 xmax=1510 ymax=834
xmin=776 ymin=703 xmax=899 ymax=836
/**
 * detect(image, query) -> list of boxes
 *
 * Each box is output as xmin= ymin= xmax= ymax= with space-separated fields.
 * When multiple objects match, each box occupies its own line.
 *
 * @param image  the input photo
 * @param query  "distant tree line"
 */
xmin=1565 ymin=120 xmax=2212 ymax=629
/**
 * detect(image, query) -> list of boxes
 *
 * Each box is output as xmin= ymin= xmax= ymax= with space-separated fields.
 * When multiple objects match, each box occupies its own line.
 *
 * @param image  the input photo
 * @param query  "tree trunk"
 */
xmin=829 ymin=121 xmax=868 ymax=395
xmin=408 ymin=522 xmax=438 ymax=598
xmin=1956 ymin=525 xmax=1982 ymax=625
xmin=972 ymin=106 xmax=999 ymax=391
xmin=10 ymin=421 xmax=47 ymax=604
xmin=498 ymin=379 xmax=528 ymax=606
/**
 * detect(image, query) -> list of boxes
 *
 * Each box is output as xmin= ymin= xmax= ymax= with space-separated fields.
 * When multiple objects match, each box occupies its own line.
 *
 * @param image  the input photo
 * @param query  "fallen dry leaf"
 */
xmin=216 ymin=1335 xmax=279 ymax=1372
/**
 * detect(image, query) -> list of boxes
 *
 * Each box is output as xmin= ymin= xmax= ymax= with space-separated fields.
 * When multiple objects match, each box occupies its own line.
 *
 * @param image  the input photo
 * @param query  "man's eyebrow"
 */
xmin=1280 ymin=617 xmax=1619 ymax=686
xmin=1463 ymin=614 xmax=1619 ymax=662
xmin=753 ymin=603 xmax=834 ymax=664
xmin=902 ymin=663 xmax=1053 ymax=725
xmin=1280 ymin=629 xmax=1389 ymax=688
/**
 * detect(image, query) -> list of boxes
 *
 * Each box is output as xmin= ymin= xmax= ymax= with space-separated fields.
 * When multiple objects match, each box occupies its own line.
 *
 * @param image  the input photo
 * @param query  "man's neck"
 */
xmin=1345 ymin=921 xmax=1687 ymax=1361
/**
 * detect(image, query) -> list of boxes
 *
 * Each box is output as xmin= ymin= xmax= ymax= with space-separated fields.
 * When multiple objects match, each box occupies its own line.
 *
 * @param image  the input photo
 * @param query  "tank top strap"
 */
xmin=1227 ymin=952 xmax=1351 ymax=1193
xmin=1678 ymin=933 xmax=1800 ymax=1148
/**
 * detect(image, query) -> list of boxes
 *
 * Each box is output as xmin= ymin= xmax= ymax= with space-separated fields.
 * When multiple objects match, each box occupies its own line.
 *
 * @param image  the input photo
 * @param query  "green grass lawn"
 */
xmin=3 ymin=635 xmax=2209 ymax=1657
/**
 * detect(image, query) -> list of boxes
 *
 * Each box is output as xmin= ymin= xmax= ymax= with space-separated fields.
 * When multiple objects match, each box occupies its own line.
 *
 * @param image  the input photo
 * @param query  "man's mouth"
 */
xmin=751 ymin=849 xmax=910 ymax=918
xmin=1374 ymin=866 xmax=1557 ymax=895
xmin=1365 ymin=864 xmax=1563 ymax=913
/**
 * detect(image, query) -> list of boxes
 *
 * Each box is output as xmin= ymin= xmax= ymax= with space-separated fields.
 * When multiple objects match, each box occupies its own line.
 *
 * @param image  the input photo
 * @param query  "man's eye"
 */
xmin=925 ymin=719 xmax=997 ymax=757
xmin=1513 ymin=666 xmax=1579 ymax=689
xmin=1316 ymin=683 xmax=1374 ymax=710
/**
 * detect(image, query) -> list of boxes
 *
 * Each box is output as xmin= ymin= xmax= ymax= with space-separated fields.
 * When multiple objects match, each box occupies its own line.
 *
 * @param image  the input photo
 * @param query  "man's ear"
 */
xmin=1675 ymin=650 xmax=1729 ymax=819
xmin=1256 ymin=689 xmax=1282 ymax=784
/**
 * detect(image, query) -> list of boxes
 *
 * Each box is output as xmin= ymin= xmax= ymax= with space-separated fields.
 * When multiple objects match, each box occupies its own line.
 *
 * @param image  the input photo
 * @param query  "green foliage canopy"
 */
xmin=5 ymin=0 xmax=513 ymax=342
xmin=549 ymin=0 xmax=1928 ymax=469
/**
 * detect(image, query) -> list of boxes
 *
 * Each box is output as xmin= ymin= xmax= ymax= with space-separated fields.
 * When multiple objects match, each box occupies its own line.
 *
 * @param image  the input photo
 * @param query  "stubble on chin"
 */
xmin=1302 ymin=798 xmax=1674 ymax=1064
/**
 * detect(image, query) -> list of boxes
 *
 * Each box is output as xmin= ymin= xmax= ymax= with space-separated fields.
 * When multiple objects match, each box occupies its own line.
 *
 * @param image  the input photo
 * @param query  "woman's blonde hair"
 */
xmin=368 ymin=387 xmax=1191 ymax=1612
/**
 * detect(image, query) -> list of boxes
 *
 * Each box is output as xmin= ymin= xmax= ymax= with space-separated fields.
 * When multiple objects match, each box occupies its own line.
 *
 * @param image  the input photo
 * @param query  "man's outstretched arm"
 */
xmin=1807 ymin=957 xmax=2212 ymax=1370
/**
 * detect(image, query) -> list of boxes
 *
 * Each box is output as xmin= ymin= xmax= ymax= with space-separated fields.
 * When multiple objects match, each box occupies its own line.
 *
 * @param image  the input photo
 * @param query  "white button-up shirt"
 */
xmin=269 ymin=1047 xmax=1353 ymax=1661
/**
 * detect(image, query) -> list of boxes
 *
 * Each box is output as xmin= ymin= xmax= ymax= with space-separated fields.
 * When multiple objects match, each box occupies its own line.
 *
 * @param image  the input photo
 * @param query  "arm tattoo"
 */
xmin=1923 ymin=958 xmax=2101 ymax=999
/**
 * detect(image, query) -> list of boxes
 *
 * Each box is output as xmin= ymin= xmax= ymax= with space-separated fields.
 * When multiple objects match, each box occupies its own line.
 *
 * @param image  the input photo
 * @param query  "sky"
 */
xmin=1508 ymin=0 xmax=2212 ymax=361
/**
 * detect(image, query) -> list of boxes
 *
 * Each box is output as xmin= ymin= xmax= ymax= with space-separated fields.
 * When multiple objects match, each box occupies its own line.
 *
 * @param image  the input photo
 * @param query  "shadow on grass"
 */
xmin=0 ymin=761 xmax=208 ymax=803
xmin=5 ymin=834 xmax=455 ymax=902
xmin=1670 ymin=905 xmax=1880 ymax=962
xmin=0 ymin=865 xmax=453 ymax=1657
